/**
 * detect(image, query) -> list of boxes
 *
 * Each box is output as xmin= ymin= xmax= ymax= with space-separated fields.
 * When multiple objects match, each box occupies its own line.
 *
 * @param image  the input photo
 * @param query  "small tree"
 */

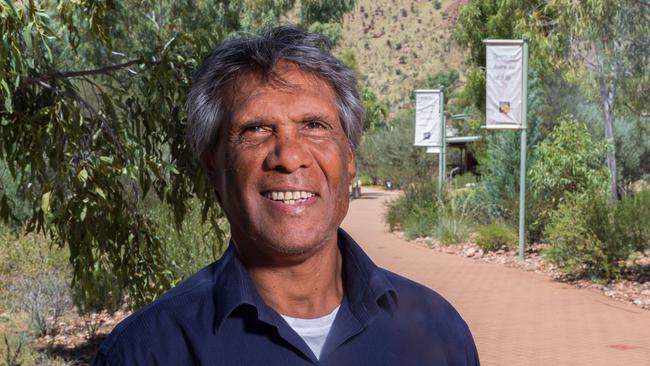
xmin=529 ymin=117 xmax=609 ymax=234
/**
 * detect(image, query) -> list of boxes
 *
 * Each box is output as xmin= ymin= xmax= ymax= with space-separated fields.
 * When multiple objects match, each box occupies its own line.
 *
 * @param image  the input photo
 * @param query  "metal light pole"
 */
xmin=438 ymin=90 xmax=446 ymax=193
xmin=517 ymin=40 xmax=529 ymax=260
xmin=483 ymin=39 xmax=529 ymax=260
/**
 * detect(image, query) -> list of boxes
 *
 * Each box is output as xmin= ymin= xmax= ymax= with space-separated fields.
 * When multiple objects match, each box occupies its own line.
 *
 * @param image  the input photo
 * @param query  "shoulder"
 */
xmin=380 ymin=268 xmax=475 ymax=337
xmin=94 ymin=262 xmax=219 ymax=365
xmin=382 ymin=269 xmax=457 ymax=312
xmin=379 ymin=269 xmax=480 ymax=364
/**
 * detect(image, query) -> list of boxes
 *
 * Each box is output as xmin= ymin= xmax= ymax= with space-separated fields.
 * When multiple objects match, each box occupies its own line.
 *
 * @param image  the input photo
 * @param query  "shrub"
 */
xmin=476 ymin=224 xmax=516 ymax=252
xmin=434 ymin=216 xmax=470 ymax=245
xmin=385 ymin=195 xmax=409 ymax=232
xmin=615 ymin=190 xmax=650 ymax=252
xmin=149 ymin=198 xmax=229 ymax=286
xmin=385 ymin=180 xmax=439 ymax=234
xmin=433 ymin=189 xmax=477 ymax=244
xmin=0 ymin=230 xmax=72 ymax=336
xmin=529 ymin=117 xmax=609 ymax=236
xmin=72 ymin=261 xmax=124 ymax=315
xmin=13 ymin=273 xmax=71 ymax=337
xmin=0 ymin=230 xmax=69 ymax=278
xmin=452 ymin=172 xmax=477 ymax=189
xmin=474 ymin=130 xmax=525 ymax=225
xmin=358 ymin=175 xmax=375 ymax=186
xmin=359 ymin=110 xmax=437 ymax=186
xmin=402 ymin=202 xmax=440 ymax=240
xmin=543 ymin=193 xmax=620 ymax=279
xmin=385 ymin=182 xmax=478 ymax=245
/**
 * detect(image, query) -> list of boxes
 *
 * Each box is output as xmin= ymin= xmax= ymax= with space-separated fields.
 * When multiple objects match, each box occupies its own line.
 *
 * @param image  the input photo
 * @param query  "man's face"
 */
xmin=209 ymin=63 xmax=356 ymax=257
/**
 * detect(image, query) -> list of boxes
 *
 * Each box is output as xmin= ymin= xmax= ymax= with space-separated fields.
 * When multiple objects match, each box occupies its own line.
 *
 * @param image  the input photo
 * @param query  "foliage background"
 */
xmin=0 ymin=0 xmax=357 ymax=312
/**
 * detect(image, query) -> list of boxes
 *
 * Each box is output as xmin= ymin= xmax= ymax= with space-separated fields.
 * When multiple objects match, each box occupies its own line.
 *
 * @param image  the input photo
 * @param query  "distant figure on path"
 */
xmin=94 ymin=25 xmax=479 ymax=366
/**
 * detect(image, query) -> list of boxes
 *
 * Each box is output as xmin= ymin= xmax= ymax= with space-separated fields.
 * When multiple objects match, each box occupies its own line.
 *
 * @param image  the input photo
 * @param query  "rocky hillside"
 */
xmin=338 ymin=0 xmax=469 ymax=111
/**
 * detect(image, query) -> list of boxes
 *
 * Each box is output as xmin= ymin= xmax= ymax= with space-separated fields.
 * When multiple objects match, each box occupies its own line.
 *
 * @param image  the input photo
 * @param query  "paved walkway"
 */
xmin=341 ymin=187 xmax=650 ymax=366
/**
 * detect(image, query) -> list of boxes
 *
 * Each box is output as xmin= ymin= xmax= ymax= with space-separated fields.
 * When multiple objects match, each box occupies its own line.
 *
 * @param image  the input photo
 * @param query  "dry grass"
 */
xmin=337 ymin=0 xmax=467 ymax=112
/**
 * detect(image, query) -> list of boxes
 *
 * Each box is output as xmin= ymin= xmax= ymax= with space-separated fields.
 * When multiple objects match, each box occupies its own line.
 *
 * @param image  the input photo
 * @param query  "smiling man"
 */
xmin=94 ymin=26 xmax=479 ymax=366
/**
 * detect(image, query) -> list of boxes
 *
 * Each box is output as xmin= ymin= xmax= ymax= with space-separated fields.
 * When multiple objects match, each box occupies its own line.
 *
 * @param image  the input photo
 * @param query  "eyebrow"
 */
xmin=237 ymin=112 xmax=335 ymax=126
xmin=299 ymin=113 xmax=333 ymax=122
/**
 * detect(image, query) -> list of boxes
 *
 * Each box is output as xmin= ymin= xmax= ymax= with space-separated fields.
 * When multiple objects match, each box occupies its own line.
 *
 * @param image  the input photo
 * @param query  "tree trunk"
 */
xmin=599 ymin=77 xmax=618 ymax=200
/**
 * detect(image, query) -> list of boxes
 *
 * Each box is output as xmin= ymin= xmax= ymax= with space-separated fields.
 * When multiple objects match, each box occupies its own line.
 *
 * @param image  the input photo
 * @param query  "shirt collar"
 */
xmin=212 ymin=228 xmax=398 ymax=333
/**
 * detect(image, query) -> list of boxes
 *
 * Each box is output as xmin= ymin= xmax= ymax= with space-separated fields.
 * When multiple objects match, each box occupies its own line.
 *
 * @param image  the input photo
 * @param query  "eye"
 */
xmin=236 ymin=123 xmax=273 ymax=144
xmin=304 ymin=120 xmax=328 ymax=129
xmin=241 ymin=123 xmax=272 ymax=135
xmin=245 ymin=125 xmax=267 ymax=133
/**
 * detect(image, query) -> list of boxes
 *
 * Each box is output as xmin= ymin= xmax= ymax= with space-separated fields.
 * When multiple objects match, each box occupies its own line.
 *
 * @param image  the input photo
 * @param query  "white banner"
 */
xmin=486 ymin=42 xmax=524 ymax=129
xmin=414 ymin=90 xmax=442 ymax=146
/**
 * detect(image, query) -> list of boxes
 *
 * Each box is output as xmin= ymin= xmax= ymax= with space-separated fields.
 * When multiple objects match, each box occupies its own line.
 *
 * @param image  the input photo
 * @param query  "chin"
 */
xmin=256 ymin=230 xmax=334 ymax=257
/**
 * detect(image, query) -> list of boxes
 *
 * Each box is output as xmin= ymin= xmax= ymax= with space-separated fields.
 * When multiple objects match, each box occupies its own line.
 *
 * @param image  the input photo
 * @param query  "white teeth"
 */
xmin=266 ymin=190 xmax=315 ymax=204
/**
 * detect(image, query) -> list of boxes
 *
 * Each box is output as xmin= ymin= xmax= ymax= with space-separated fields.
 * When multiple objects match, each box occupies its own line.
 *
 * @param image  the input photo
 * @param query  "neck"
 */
xmin=236 ymin=239 xmax=344 ymax=319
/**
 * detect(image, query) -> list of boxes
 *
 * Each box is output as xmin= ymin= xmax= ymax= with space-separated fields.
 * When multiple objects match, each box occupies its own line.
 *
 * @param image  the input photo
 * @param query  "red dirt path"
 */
xmin=341 ymin=187 xmax=650 ymax=366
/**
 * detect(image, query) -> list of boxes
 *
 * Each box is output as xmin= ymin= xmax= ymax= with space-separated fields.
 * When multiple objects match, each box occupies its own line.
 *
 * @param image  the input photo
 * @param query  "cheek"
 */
xmin=226 ymin=146 xmax=262 ymax=183
xmin=312 ymin=144 xmax=353 ymax=190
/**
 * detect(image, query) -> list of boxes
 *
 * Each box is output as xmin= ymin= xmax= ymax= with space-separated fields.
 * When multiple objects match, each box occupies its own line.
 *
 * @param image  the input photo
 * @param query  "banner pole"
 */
xmin=518 ymin=41 xmax=529 ymax=260
xmin=440 ymin=90 xmax=446 ymax=193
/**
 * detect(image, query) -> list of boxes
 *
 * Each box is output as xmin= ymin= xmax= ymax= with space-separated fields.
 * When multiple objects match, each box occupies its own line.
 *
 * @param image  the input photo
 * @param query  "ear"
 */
xmin=203 ymin=153 xmax=219 ymax=185
xmin=206 ymin=167 xmax=224 ymax=206
xmin=346 ymin=145 xmax=356 ymax=182
xmin=203 ymin=150 xmax=224 ymax=202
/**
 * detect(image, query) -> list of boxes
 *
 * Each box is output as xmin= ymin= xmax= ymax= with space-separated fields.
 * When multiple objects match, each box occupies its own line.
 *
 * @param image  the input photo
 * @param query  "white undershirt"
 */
xmin=280 ymin=305 xmax=340 ymax=360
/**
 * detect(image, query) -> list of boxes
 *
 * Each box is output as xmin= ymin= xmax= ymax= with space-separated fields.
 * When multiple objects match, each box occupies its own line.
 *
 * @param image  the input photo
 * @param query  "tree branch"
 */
xmin=622 ymin=100 xmax=650 ymax=118
xmin=25 ymin=59 xmax=145 ymax=85
xmin=36 ymin=81 xmax=128 ymax=161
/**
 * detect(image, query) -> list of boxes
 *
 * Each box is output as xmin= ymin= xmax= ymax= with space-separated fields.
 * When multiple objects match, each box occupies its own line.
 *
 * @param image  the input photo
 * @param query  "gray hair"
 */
xmin=186 ymin=25 xmax=363 ymax=164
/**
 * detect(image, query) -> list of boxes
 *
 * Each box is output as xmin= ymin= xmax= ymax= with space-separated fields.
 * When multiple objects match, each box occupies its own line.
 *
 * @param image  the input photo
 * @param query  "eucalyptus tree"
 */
xmin=455 ymin=0 xmax=650 ymax=200
xmin=547 ymin=0 xmax=650 ymax=199
xmin=0 ymin=0 xmax=354 ymax=310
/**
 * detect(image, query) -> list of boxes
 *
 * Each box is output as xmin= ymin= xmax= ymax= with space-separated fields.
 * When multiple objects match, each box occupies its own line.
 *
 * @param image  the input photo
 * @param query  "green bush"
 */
xmin=385 ymin=182 xmax=478 ymax=244
xmin=385 ymin=181 xmax=439 ymax=234
xmin=359 ymin=110 xmax=437 ymax=186
xmin=529 ymin=118 xmax=609 ymax=236
xmin=0 ymin=230 xmax=69 ymax=278
xmin=615 ymin=190 xmax=650 ymax=252
xmin=0 ymin=230 xmax=72 ymax=336
xmin=452 ymin=172 xmax=477 ymax=189
xmin=358 ymin=174 xmax=375 ymax=186
xmin=476 ymin=224 xmax=517 ymax=252
xmin=543 ymin=190 xmax=650 ymax=279
xmin=434 ymin=189 xmax=477 ymax=244
xmin=474 ymin=130 xmax=527 ymax=225
xmin=434 ymin=216 xmax=471 ymax=245
xmin=149 ymin=198 xmax=229 ymax=286
xmin=543 ymin=193 xmax=621 ymax=279
xmin=402 ymin=202 xmax=440 ymax=240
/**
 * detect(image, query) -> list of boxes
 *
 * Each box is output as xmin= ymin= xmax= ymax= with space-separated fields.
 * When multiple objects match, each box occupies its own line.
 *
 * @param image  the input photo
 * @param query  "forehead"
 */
xmin=230 ymin=63 xmax=339 ymax=117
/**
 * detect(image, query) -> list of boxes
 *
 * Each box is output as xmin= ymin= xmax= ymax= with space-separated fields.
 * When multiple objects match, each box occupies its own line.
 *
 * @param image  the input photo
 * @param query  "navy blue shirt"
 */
xmin=94 ymin=229 xmax=479 ymax=365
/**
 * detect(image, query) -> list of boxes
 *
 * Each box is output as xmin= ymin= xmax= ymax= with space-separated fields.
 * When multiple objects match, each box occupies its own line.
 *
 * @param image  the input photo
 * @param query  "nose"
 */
xmin=264 ymin=130 xmax=313 ymax=173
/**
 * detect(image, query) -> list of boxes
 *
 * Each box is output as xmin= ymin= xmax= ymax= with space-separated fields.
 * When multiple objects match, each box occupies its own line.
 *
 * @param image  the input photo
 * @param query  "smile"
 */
xmin=263 ymin=191 xmax=317 ymax=205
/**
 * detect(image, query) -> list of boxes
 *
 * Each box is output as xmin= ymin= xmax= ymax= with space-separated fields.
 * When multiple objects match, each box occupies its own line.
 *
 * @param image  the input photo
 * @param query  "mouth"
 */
xmin=262 ymin=190 xmax=319 ymax=205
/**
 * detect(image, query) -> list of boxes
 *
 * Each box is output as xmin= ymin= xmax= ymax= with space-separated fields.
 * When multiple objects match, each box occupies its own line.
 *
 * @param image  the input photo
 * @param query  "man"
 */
xmin=94 ymin=26 xmax=479 ymax=365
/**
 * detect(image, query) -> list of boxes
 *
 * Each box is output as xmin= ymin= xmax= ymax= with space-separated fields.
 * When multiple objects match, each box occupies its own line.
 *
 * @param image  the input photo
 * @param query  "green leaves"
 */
xmin=1 ymin=0 xmax=358 ymax=312
xmin=529 ymin=117 xmax=610 ymax=235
